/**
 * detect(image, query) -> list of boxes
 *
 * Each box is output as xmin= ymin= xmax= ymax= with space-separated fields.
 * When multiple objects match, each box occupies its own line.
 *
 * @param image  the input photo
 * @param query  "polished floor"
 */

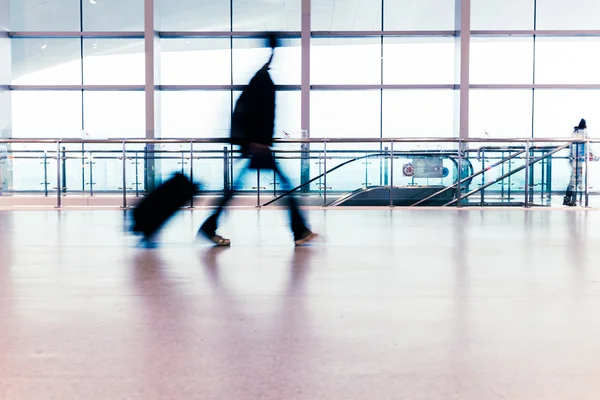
xmin=1 ymin=208 xmax=600 ymax=400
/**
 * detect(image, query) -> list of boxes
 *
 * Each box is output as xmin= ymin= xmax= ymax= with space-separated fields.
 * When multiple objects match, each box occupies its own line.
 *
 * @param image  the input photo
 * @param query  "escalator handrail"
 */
xmin=410 ymin=149 xmax=525 ymax=207
xmin=442 ymin=143 xmax=571 ymax=206
xmin=261 ymin=151 xmax=465 ymax=207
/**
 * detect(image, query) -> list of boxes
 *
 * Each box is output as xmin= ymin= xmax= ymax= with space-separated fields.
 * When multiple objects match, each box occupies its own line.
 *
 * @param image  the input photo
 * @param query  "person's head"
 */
xmin=263 ymin=32 xmax=280 ymax=69
xmin=575 ymin=118 xmax=587 ymax=131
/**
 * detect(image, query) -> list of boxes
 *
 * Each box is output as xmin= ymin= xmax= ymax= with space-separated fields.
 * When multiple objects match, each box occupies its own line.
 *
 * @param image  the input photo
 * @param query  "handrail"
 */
xmin=261 ymin=153 xmax=386 ymax=206
xmin=442 ymin=143 xmax=571 ymax=206
xmin=410 ymin=149 xmax=526 ymax=207
xmin=261 ymin=151 xmax=468 ymax=207
xmin=0 ymin=137 xmax=597 ymax=144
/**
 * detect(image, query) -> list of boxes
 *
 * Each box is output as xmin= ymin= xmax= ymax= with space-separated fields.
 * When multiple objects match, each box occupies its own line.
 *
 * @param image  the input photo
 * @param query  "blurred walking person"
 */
xmin=198 ymin=34 xmax=317 ymax=246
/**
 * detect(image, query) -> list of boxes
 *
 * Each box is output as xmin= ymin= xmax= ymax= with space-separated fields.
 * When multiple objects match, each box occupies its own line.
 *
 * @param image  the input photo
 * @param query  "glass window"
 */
xmin=470 ymin=37 xmax=534 ymax=84
xmin=160 ymin=91 xmax=231 ymax=138
xmin=82 ymin=0 xmax=144 ymax=31
xmin=311 ymin=90 xmax=381 ymax=138
xmin=233 ymin=39 xmax=301 ymax=85
xmin=311 ymin=38 xmax=381 ymax=85
xmin=9 ymin=0 xmax=80 ymax=31
xmin=383 ymin=37 xmax=455 ymax=84
xmin=384 ymin=0 xmax=455 ymax=30
xmin=11 ymin=38 xmax=82 ymax=85
xmin=274 ymin=91 xmax=301 ymax=138
xmin=470 ymin=90 xmax=533 ymax=138
xmin=233 ymin=0 xmax=300 ymax=31
xmin=161 ymin=39 xmax=231 ymax=85
xmin=311 ymin=0 xmax=382 ymax=30
xmin=12 ymin=91 xmax=82 ymax=138
xmin=533 ymin=90 xmax=600 ymax=137
xmin=471 ymin=0 xmax=534 ymax=30
xmin=83 ymin=39 xmax=145 ymax=85
xmin=535 ymin=38 xmax=600 ymax=84
xmin=83 ymin=91 xmax=145 ymax=138
xmin=382 ymin=90 xmax=456 ymax=137
xmin=536 ymin=0 xmax=600 ymax=30
xmin=158 ymin=0 xmax=230 ymax=31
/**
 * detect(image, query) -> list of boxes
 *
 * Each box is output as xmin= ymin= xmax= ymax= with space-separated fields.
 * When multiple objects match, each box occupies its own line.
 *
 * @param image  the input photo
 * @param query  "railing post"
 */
xmin=43 ymin=150 xmax=49 ymax=197
xmin=122 ymin=141 xmax=127 ymax=209
xmin=61 ymin=146 xmax=67 ymax=194
xmin=256 ymin=169 xmax=262 ymax=208
xmin=223 ymin=146 xmax=229 ymax=191
xmin=389 ymin=141 xmax=394 ymax=207
xmin=480 ymin=148 xmax=485 ymax=206
xmin=89 ymin=152 xmax=94 ymax=197
xmin=323 ymin=139 xmax=327 ymax=207
xmin=134 ymin=151 xmax=140 ymax=197
xmin=189 ymin=140 xmax=195 ymax=208
xmin=56 ymin=141 xmax=61 ymax=208
xmin=585 ymin=138 xmax=590 ymax=207
xmin=456 ymin=140 xmax=462 ymax=207
xmin=524 ymin=141 xmax=530 ymax=208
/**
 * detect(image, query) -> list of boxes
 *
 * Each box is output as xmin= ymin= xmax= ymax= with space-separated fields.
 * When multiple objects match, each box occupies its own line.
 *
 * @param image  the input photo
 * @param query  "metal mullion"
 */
xmin=471 ymin=29 xmax=600 ymax=36
xmin=159 ymin=84 xmax=302 ymax=91
xmin=9 ymin=31 xmax=144 ymax=38
xmin=160 ymin=31 xmax=301 ymax=38
xmin=311 ymin=30 xmax=456 ymax=37
xmin=312 ymin=84 xmax=457 ymax=90
xmin=10 ymin=85 xmax=145 ymax=91
xmin=470 ymin=84 xmax=600 ymax=89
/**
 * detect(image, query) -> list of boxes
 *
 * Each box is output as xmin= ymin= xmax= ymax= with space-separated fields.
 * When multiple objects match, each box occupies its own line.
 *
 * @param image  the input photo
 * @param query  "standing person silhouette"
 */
xmin=198 ymin=34 xmax=317 ymax=247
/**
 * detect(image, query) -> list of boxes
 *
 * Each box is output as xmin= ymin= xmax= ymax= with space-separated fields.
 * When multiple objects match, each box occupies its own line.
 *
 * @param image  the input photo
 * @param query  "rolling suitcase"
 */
xmin=131 ymin=173 xmax=198 ymax=240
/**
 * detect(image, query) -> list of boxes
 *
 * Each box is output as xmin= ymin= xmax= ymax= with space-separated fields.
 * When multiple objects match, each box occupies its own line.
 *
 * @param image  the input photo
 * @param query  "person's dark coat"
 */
xmin=230 ymin=65 xmax=276 ymax=158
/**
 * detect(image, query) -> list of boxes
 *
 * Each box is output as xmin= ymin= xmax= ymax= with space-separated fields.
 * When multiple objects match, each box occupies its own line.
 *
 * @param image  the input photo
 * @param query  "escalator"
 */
xmin=263 ymin=151 xmax=473 ymax=207
xmin=263 ymin=143 xmax=571 ymax=208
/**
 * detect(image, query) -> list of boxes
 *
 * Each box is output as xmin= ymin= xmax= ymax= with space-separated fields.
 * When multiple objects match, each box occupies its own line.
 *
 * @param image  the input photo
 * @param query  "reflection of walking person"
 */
xmin=198 ymin=34 xmax=317 ymax=247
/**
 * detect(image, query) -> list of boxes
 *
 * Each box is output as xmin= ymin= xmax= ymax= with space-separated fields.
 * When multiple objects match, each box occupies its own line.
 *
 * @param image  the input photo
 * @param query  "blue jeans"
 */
xmin=199 ymin=160 xmax=309 ymax=240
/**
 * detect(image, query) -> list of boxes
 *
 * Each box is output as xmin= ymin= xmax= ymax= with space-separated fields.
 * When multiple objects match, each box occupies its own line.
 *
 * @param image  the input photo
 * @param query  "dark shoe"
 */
xmin=197 ymin=215 xmax=230 ymax=246
xmin=294 ymin=229 xmax=318 ymax=246
xmin=197 ymin=226 xmax=231 ymax=246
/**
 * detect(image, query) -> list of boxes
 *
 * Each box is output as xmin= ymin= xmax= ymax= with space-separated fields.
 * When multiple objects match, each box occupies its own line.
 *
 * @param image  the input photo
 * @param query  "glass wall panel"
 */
xmin=9 ymin=0 xmax=80 ymax=31
xmin=311 ymin=38 xmax=381 ymax=85
xmin=11 ymin=38 xmax=82 ymax=85
xmin=311 ymin=90 xmax=381 ymax=138
xmin=158 ymin=0 xmax=230 ymax=31
xmin=470 ymin=37 xmax=534 ymax=84
xmin=161 ymin=39 xmax=231 ymax=85
xmin=383 ymin=37 xmax=455 ymax=84
xmin=311 ymin=0 xmax=382 ymax=30
xmin=384 ymin=0 xmax=455 ymax=30
xmin=12 ymin=91 xmax=82 ymax=138
xmin=535 ymin=38 xmax=600 ymax=84
xmin=82 ymin=0 xmax=144 ymax=31
xmin=471 ymin=0 xmax=534 ymax=30
xmin=536 ymin=0 xmax=600 ymax=30
xmin=233 ymin=39 xmax=301 ymax=85
xmin=83 ymin=39 xmax=145 ymax=85
xmin=83 ymin=91 xmax=145 ymax=138
xmin=533 ymin=90 xmax=600 ymax=137
xmin=160 ymin=91 xmax=232 ymax=138
xmin=233 ymin=0 xmax=301 ymax=31
xmin=382 ymin=90 xmax=456 ymax=139
xmin=470 ymin=90 xmax=533 ymax=138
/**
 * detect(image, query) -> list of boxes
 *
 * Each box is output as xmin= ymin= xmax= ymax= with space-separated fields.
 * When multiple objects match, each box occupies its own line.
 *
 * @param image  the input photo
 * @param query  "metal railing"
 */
xmin=0 ymin=137 xmax=596 ymax=208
